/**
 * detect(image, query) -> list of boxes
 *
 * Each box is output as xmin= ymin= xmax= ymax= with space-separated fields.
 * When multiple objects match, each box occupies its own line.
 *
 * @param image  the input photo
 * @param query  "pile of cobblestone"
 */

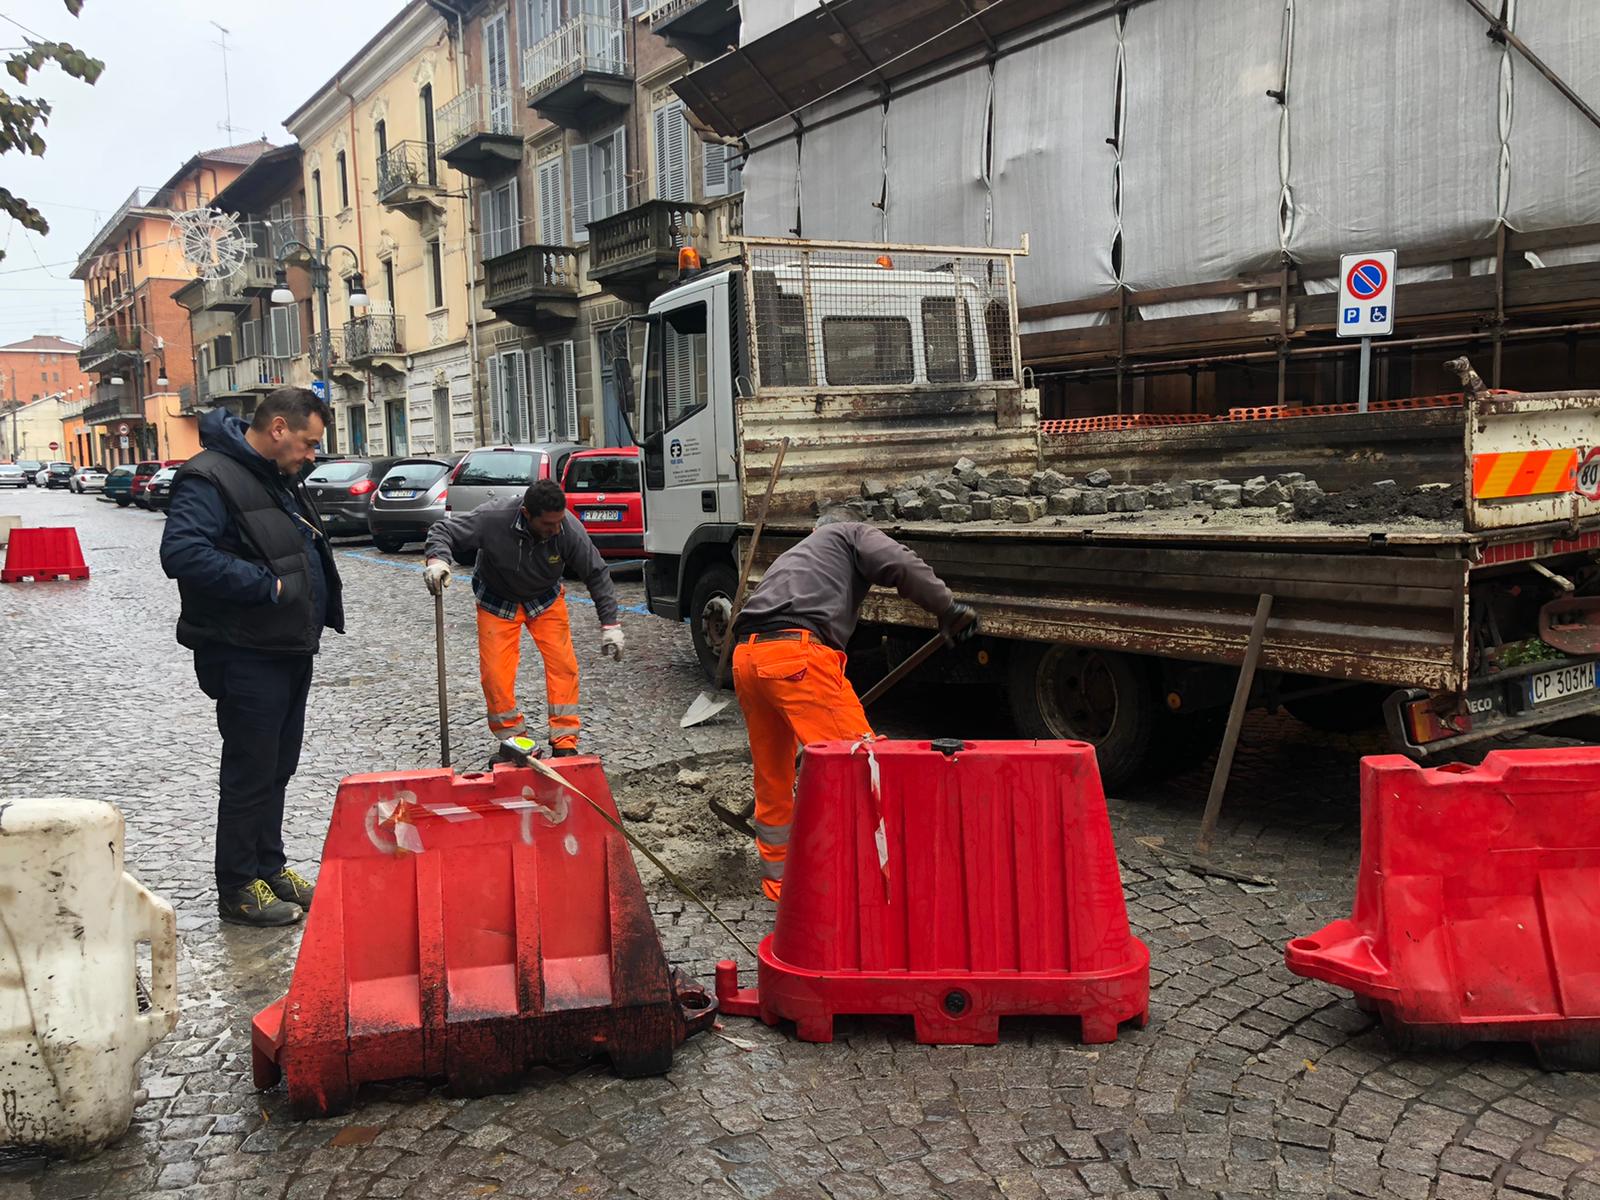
xmin=826 ymin=459 xmax=1462 ymax=527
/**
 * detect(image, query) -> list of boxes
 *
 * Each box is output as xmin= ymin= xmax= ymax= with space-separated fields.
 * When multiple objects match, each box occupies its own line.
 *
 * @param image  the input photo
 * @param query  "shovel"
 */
xmin=679 ymin=436 xmax=790 ymax=730
xmin=706 ymin=610 xmax=978 ymax=836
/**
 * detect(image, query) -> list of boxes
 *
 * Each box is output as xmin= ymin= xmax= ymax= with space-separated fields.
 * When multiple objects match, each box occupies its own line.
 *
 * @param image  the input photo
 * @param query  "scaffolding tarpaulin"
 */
xmin=1287 ymin=0 xmax=1502 ymax=261
xmin=1506 ymin=0 xmax=1600 ymax=233
xmin=800 ymin=101 xmax=887 ymax=243
xmin=885 ymin=53 xmax=992 ymax=247
xmin=1120 ymin=0 xmax=1284 ymax=318
xmin=741 ymin=0 xmax=821 ymax=44
xmin=743 ymin=121 xmax=800 ymax=238
xmin=991 ymin=18 xmax=1121 ymax=308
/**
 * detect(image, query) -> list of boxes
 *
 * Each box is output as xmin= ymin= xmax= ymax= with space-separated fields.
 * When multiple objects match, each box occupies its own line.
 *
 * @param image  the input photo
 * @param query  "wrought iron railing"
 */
xmin=344 ymin=314 xmax=404 ymax=360
xmin=268 ymin=215 xmax=328 ymax=260
xmin=646 ymin=0 xmax=710 ymax=26
xmin=376 ymin=141 xmax=440 ymax=201
xmin=436 ymin=86 xmax=517 ymax=155
xmin=78 ymin=325 xmax=140 ymax=372
xmin=308 ymin=328 xmax=345 ymax=366
xmin=523 ymin=14 xmax=632 ymax=104
xmin=484 ymin=244 xmax=581 ymax=303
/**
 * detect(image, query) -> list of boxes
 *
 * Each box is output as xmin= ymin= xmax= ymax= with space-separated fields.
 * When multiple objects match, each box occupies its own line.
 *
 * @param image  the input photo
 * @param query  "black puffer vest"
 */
xmin=173 ymin=451 xmax=338 ymax=654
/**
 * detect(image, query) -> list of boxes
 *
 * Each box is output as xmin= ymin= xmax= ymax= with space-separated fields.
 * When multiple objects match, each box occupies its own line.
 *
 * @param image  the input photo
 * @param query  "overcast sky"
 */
xmin=0 ymin=0 xmax=406 ymax=348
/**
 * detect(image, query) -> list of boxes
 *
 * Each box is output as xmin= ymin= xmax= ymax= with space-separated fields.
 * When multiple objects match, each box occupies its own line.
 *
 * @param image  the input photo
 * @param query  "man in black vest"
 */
xmin=161 ymin=388 xmax=344 ymax=927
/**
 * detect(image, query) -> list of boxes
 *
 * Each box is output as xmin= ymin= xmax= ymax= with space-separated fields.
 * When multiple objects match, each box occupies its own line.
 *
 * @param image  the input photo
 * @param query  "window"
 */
xmin=458 ymin=448 xmax=538 ymax=486
xmin=430 ymin=237 xmax=446 ymax=309
xmin=484 ymin=10 xmax=514 ymax=132
xmin=336 ymin=151 xmax=349 ymax=210
xmin=539 ymin=341 xmax=578 ymax=441
xmin=523 ymin=0 xmax=558 ymax=50
xmin=240 ymin=318 xmax=261 ymax=360
xmin=306 ymin=462 xmax=370 ymax=484
xmin=374 ymin=119 xmax=387 ymax=169
xmin=653 ymin=101 xmax=690 ymax=203
xmin=487 ymin=350 xmax=528 ymax=443
xmin=312 ymin=169 xmax=324 ymax=217
xmin=420 ymin=84 xmax=437 ymax=185
xmin=822 ymin=317 xmax=914 ymax=386
xmin=537 ymin=158 xmax=564 ymax=245
xmin=481 ymin=176 xmax=520 ymax=259
xmin=383 ymin=259 xmax=396 ymax=308
xmin=571 ymin=126 xmax=626 ymax=241
xmin=703 ymin=141 xmax=743 ymax=198
xmin=920 ymin=296 xmax=976 ymax=384
xmin=269 ymin=305 xmax=301 ymax=358
xmin=134 ymin=230 xmax=142 ymax=265
xmin=566 ymin=453 xmax=639 ymax=491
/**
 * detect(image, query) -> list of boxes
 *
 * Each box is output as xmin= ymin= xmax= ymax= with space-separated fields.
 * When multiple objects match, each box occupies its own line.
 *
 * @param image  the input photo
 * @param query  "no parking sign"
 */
xmin=1338 ymin=251 xmax=1396 ymax=338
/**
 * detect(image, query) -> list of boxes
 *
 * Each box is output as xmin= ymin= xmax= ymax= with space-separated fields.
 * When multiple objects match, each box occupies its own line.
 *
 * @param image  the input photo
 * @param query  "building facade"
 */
xmin=0 ymin=335 xmax=90 ymax=409
xmin=283 ymin=1 xmax=477 ymax=459
xmin=425 ymin=0 xmax=743 ymax=450
xmin=0 ymin=393 xmax=74 ymax=463
xmin=72 ymin=143 xmax=271 ymax=465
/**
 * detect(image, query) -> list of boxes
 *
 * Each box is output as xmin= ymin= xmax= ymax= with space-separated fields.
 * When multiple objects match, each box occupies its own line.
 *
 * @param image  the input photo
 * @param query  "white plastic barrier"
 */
xmin=0 ymin=798 xmax=178 ymax=1158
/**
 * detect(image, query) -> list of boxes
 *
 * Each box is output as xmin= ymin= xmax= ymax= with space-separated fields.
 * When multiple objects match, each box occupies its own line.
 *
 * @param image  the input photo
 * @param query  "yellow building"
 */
xmin=284 ymin=1 xmax=476 ymax=456
xmin=0 ymin=393 xmax=73 ymax=463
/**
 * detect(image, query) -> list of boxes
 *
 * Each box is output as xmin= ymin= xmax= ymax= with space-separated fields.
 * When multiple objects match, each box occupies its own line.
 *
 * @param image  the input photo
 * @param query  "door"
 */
xmin=386 ymin=399 xmax=409 ymax=457
xmin=484 ymin=11 xmax=513 ymax=134
xmin=348 ymin=404 xmax=368 ymax=454
xmin=641 ymin=285 xmax=727 ymax=559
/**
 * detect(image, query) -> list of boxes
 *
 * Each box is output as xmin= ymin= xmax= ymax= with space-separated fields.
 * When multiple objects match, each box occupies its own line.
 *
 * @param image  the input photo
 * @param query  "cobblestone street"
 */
xmin=3 ymin=487 xmax=1599 ymax=1200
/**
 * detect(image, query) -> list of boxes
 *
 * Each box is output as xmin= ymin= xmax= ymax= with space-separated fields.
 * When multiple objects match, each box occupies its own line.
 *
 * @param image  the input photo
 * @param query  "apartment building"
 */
xmin=0 ymin=335 xmax=89 ymax=408
xmin=283 ymin=1 xmax=477 ymax=458
xmin=425 ymin=0 xmax=743 ymax=449
xmin=72 ymin=142 xmax=271 ymax=465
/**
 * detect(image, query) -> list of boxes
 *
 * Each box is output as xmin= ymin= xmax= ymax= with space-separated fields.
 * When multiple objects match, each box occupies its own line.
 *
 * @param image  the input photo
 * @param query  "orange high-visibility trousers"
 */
xmin=732 ymin=632 xmax=873 ymax=901
xmin=477 ymin=593 xmax=582 ymax=751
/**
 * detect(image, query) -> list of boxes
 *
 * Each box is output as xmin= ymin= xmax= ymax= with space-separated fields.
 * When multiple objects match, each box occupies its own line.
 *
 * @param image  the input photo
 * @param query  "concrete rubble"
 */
xmin=825 ymin=458 xmax=1466 ymax=528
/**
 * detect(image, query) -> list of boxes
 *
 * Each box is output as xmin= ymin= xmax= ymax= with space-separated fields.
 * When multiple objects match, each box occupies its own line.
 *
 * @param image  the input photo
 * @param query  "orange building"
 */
xmin=72 ymin=142 xmax=273 ymax=466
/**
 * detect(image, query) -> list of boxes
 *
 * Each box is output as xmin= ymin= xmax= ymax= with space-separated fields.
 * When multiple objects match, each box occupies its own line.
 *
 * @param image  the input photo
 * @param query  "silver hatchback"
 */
xmin=367 ymin=455 xmax=461 ymax=552
xmin=444 ymin=443 xmax=583 ymax=516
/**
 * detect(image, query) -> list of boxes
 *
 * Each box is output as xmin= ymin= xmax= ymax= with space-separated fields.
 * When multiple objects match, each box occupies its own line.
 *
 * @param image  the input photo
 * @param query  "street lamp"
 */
xmin=271 ymin=239 xmax=367 ymax=417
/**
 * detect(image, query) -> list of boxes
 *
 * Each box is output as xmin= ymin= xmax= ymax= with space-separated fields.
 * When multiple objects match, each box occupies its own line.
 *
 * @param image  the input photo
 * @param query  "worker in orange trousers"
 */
xmin=731 ymin=515 xmax=975 ymax=899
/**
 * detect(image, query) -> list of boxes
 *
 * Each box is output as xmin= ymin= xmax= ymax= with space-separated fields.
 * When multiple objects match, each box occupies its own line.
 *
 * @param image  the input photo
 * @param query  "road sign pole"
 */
xmin=1358 ymin=337 xmax=1372 ymax=413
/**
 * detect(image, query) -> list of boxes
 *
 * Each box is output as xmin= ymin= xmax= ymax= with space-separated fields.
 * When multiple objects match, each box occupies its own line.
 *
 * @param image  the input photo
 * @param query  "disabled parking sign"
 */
xmin=1337 ymin=250 xmax=1396 ymax=338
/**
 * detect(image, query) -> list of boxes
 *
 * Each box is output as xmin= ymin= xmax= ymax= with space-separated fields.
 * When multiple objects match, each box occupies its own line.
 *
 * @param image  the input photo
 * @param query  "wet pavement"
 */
xmin=3 ymin=487 xmax=1599 ymax=1200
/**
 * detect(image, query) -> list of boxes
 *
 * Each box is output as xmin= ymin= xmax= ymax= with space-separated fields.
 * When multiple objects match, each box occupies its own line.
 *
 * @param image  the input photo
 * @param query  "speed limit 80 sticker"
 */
xmin=1579 ymin=448 xmax=1600 ymax=501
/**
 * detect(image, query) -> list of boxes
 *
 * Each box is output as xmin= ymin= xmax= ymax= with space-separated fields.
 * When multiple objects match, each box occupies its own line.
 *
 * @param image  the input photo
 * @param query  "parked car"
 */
xmin=561 ymin=447 xmax=644 ymax=559
xmin=367 ymin=455 xmax=461 ymax=553
xmin=16 ymin=460 xmax=41 ymax=486
xmin=43 ymin=462 xmax=73 ymax=489
xmin=0 ymin=462 xmax=27 ymax=489
xmin=104 ymin=464 xmax=137 ymax=506
xmin=130 ymin=460 xmax=179 ymax=509
xmin=445 ymin=443 xmax=583 ymax=517
xmin=143 ymin=466 xmax=179 ymax=512
xmin=304 ymin=456 xmax=400 ymax=537
xmin=70 ymin=465 xmax=107 ymax=493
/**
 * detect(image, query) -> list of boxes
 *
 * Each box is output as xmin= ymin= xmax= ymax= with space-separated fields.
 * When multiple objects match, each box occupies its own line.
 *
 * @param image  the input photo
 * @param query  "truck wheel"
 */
xmin=688 ymin=561 xmax=738 ymax=681
xmin=1006 ymin=643 xmax=1159 ymax=793
xmin=1285 ymin=684 xmax=1388 ymax=732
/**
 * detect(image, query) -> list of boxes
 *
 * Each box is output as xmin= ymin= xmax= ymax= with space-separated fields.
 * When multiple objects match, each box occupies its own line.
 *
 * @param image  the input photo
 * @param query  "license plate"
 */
xmin=582 ymin=508 xmax=624 ymax=522
xmin=386 ymin=489 xmax=417 ymax=500
xmin=1526 ymin=661 xmax=1597 ymax=705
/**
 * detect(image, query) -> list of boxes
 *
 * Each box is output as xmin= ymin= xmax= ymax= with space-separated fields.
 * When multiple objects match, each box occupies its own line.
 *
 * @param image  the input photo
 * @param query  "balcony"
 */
xmin=205 ymin=363 xmax=238 ymax=400
xmin=522 ymin=15 xmax=633 ymax=127
xmin=236 ymin=355 xmax=295 ymax=392
xmin=343 ymin=314 xmax=405 ymax=372
xmin=376 ymin=141 xmax=445 ymax=217
xmin=647 ymin=0 xmax=739 ymax=61
xmin=436 ymin=86 xmax=523 ymax=180
xmin=588 ymin=199 xmax=711 ymax=297
xmin=79 ymin=325 xmax=141 ymax=374
xmin=84 ymin=388 xmax=143 ymax=426
xmin=483 ymin=244 xmax=581 ymax=328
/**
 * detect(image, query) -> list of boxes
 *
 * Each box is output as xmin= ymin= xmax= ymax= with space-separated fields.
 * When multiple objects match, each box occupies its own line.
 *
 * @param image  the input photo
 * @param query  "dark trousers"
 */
xmin=194 ymin=647 xmax=314 ymax=894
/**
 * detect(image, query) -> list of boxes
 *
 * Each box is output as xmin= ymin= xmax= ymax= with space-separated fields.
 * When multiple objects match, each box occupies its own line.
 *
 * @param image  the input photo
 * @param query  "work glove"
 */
xmin=424 ymin=559 xmax=452 ymax=596
xmin=601 ymin=625 xmax=625 ymax=662
xmin=939 ymin=602 xmax=978 ymax=645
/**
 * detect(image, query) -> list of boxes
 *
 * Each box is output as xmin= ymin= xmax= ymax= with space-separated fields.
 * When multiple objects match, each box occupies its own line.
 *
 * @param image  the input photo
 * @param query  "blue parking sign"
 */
xmin=311 ymin=379 xmax=329 ymax=399
xmin=1342 ymin=307 xmax=1361 ymax=325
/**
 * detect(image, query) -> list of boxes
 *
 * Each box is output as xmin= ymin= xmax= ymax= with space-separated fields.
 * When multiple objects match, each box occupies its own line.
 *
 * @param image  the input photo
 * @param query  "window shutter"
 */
xmin=508 ymin=175 xmax=521 ymax=252
xmin=570 ymin=145 xmax=590 ymax=243
xmin=487 ymin=353 xmax=503 ymax=442
xmin=480 ymin=191 xmax=495 ymax=258
xmin=241 ymin=320 xmax=259 ymax=360
xmin=561 ymin=341 xmax=578 ymax=440
xmin=653 ymin=106 xmax=669 ymax=201
xmin=505 ymin=349 xmax=527 ymax=443
xmin=613 ymin=126 xmax=628 ymax=213
xmin=529 ymin=348 xmax=550 ymax=442
xmin=703 ymin=140 xmax=728 ymax=198
xmin=538 ymin=159 xmax=563 ymax=244
xmin=667 ymin=104 xmax=689 ymax=202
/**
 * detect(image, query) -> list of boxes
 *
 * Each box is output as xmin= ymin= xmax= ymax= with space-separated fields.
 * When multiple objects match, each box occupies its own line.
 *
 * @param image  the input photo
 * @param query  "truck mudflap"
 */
xmin=1385 ymin=654 xmax=1600 ymax=756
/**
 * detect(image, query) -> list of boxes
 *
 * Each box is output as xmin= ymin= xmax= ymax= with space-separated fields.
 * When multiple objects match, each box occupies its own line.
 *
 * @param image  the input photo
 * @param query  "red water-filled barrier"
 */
xmin=1 ymin=526 xmax=88 ymax=581
xmin=717 ymin=739 xmax=1149 ymax=1045
xmin=1286 ymin=751 xmax=1600 ymax=1069
xmin=251 ymin=759 xmax=716 ymax=1118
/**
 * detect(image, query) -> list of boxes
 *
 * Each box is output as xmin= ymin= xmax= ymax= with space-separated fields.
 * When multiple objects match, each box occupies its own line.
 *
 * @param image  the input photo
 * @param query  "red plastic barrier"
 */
xmin=251 ymin=759 xmax=715 ymax=1117
xmin=1286 ymin=750 xmax=1600 ymax=1069
xmin=717 ymin=739 xmax=1148 ymax=1045
xmin=1 ymin=527 xmax=88 ymax=582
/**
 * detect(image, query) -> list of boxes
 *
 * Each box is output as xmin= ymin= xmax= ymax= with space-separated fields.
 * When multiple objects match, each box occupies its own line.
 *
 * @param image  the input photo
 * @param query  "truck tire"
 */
xmin=687 ymin=561 xmax=738 ymax=681
xmin=1006 ymin=643 xmax=1159 ymax=793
